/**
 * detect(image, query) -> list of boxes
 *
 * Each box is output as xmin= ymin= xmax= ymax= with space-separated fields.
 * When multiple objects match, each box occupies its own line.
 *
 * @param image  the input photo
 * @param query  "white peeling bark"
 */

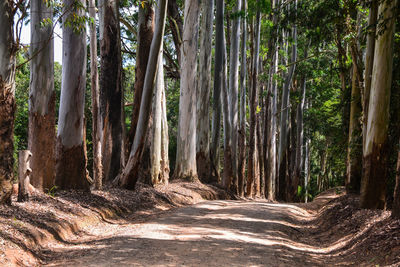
xmin=196 ymin=0 xmax=214 ymax=183
xmin=174 ymin=0 xmax=200 ymax=181
xmin=160 ymin=79 xmax=170 ymax=184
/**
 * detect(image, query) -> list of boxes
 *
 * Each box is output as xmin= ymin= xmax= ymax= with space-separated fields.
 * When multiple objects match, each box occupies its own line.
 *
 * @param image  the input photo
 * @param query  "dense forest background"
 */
xmin=1 ymin=0 xmax=399 ymax=212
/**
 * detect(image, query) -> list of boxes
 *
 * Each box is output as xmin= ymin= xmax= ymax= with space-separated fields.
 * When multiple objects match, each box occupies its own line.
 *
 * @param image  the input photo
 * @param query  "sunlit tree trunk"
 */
xmin=28 ymin=0 xmax=55 ymax=191
xmin=210 ymin=0 xmax=224 ymax=183
xmin=238 ymin=0 xmax=247 ymax=197
xmin=196 ymin=0 xmax=214 ymax=183
xmin=88 ymin=0 xmax=102 ymax=190
xmin=228 ymin=0 xmax=241 ymax=193
xmin=0 ymin=1 xmax=17 ymax=204
xmin=56 ymin=0 xmax=90 ymax=190
xmin=174 ymin=0 xmax=199 ymax=181
xmin=99 ymin=0 xmax=123 ymax=182
xmin=361 ymin=0 xmax=397 ymax=209
xmin=119 ymin=0 xmax=168 ymax=189
xmin=160 ymin=79 xmax=170 ymax=184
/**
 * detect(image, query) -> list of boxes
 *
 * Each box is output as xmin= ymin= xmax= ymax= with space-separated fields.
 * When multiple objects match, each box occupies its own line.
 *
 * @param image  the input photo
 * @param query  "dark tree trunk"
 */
xmin=167 ymin=0 xmax=183 ymax=65
xmin=99 ymin=0 xmax=123 ymax=182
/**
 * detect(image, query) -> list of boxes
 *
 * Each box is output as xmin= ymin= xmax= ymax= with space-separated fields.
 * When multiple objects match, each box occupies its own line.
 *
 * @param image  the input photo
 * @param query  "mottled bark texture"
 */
xmin=126 ymin=3 xmax=154 ymax=160
xmin=174 ymin=0 xmax=200 ymax=181
xmin=0 ymin=0 xmax=16 ymax=204
xmin=361 ymin=0 xmax=396 ymax=209
xmin=167 ymin=0 xmax=183 ymax=66
xmin=196 ymin=0 xmax=213 ymax=183
xmin=89 ymin=0 xmax=102 ymax=189
xmin=29 ymin=0 xmax=55 ymax=191
xmin=210 ymin=0 xmax=224 ymax=183
xmin=119 ymin=0 xmax=168 ymax=189
xmin=18 ymin=150 xmax=32 ymax=202
xmin=56 ymin=0 xmax=90 ymax=190
xmin=99 ymin=0 xmax=123 ymax=182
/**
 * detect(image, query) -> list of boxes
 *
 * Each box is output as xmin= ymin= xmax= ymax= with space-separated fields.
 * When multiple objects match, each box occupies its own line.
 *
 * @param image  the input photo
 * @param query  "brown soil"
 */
xmin=1 ymin=185 xmax=399 ymax=266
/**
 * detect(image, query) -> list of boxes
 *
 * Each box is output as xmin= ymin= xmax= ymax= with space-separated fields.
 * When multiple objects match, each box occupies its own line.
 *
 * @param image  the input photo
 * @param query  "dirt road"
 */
xmin=44 ymin=196 xmax=349 ymax=267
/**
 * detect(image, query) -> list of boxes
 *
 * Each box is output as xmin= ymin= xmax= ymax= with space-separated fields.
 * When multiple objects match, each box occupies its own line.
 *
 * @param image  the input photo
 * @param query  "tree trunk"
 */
xmin=238 ymin=0 xmax=247 ymax=197
xmin=29 ymin=0 xmax=55 ymax=192
xmin=56 ymin=0 xmax=90 ymax=190
xmin=393 ymin=149 xmax=400 ymax=218
xmin=160 ymin=79 xmax=170 ymax=184
xmin=360 ymin=0 xmax=396 ymax=209
xmin=278 ymin=25 xmax=297 ymax=201
xmin=88 ymin=0 xmax=102 ymax=190
xmin=229 ymin=0 xmax=242 ymax=194
xmin=167 ymin=0 xmax=183 ymax=66
xmin=18 ymin=151 xmax=32 ymax=202
xmin=150 ymin=52 xmax=165 ymax=185
xmin=210 ymin=0 xmax=224 ymax=184
xmin=363 ymin=0 xmax=378 ymax=153
xmin=196 ymin=0 xmax=214 ymax=183
xmin=173 ymin=0 xmax=199 ymax=181
xmin=126 ymin=3 xmax=154 ymax=160
xmin=119 ymin=0 xmax=168 ymax=189
xmin=222 ymin=29 xmax=233 ymax=189
xmin=346 ymin=42 xmax=363 ymax=194
xmin=99 ymin=0 xmax=123 ymax=182
xmin=246 ymin=6 xmax=261 ymax=197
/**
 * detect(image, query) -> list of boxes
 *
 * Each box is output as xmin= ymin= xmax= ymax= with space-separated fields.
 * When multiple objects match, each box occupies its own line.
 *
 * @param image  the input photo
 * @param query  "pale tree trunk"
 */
xmin=246 ymin=6 xmax=261 ymax=197
xmin=150 ymin=52 xmax=164 ymax=185
xmin=196 ymin=0 xmax=214 ymax=183
xmin=304 ymin=127 xmax=310 ymax=203
xmin=229 ymin=0 xmax=241 ymax=194
xmin=278 ymin=24 xmax=297 ymax=201
xmin=363 ymin=0 xmax=378 ymax=151
xmin=29 ymin=0 xmax=55 ymax=192
xmin=18 ymin=151 xmax=32 ymax=202
xmin=360 ymin=0 xmax=397 ymax=209
xmin=56 ymin=0 xmax=90 ymax=190
xmin=88 ymin=0 xmax=102 ymax=190
xmin=119 ymin=0 xmax=168 ymax=189
xmin=160 ymin=79 xmax=170 ymax=184
xmin=293 ymin=45 xmax=308 ymax=200
xmin=0 ymin=1 xmax=17 ymax=204
xmin=210 ymin=0 xmax=224 ymax=183
xmin=99 ymin=0 xmax=123 ymax=182
xmin=238 ymin=0 xmax=247 ymax=197
xmin=222 ymin=30 xmax=233 ymax=189
xmin=174 ymin=0 xmax=199 ymax=181
xmin=126 ymin=3 xmax=154 ymax=160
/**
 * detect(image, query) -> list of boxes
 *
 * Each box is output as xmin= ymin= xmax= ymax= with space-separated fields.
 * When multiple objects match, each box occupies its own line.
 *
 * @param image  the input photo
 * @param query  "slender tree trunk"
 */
xmin=393 ymin=148 xmax=400 ymax=218
xmin=88 ymin=0 xmax=102 ymax=190
xmin=17 ymin=151 xmax=32 ymax=202
xmin=222 ymin=29 xmax=233 ymax=189
xmin=28 ymin=0 xmax=55 ymax=191
xmin=346 ymin=41 xmax=363 ymax=194
xmin=99 ymin=0 xmax=123 ymax=182
xmin=229 ymin=0 xmax=242 ymax=194
xmin=238 ymin=0 xmax=247 ymax=197
xmin=174 ymin=0 xmax=199 ymax=181
xmin=56 ymin=0 xmax=90 ymax=190
xmin=361 ymin=0 xmax=397 ymax=209
xmin=210 ymin=0 xmax=224 ymax=183
xmin=246 ymin=6 xmax=261 ymax=197
xmin=167 ymin=0 xmax=183 ymax=66
xmin=278 ymin=25 xmax=297 ymax=200
xmin=119 ymin=0 xmax=168 ymax=189
xmin=363 ymin=0 xmax=378 ymax=153
xmin=126 ymin=3 xmax=154 ymax=160
xmin=196 ymin=0 xmax=214 ymax=183
xmin=150 ymin=52 xmax=165 ymax=185
xmin=160 ymin=79 xmax=170 ymax=184
xmin=304 ymin=127 xmax=310 ymax=203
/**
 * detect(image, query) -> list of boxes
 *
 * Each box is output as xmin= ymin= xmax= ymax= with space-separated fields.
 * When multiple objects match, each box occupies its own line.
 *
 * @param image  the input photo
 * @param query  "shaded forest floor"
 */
xmin=0 ymin=184 xmax=400 ymax=266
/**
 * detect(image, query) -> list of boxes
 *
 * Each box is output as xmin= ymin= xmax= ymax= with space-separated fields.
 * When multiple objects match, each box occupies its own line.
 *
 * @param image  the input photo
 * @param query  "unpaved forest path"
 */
xmin=44 ymin=192 xmax=348 ymax=267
